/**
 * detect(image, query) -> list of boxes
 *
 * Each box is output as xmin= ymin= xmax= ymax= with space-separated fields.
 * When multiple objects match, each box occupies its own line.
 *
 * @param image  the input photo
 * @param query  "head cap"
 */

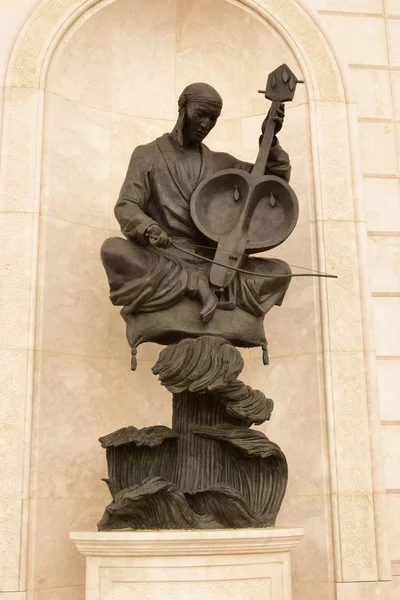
xmin=174 ymin=82 xmax=223 ymax=145
xmin=178 ymin=82 xmax=223 ymax=111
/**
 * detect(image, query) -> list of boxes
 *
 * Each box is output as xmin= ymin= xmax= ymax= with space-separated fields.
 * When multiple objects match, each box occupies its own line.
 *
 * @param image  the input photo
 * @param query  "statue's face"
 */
xmin=184 ymin=101 xmax=221 ymax=143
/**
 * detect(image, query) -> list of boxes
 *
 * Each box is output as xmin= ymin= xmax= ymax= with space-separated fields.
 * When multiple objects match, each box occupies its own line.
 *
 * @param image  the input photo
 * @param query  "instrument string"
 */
xmin=179 ymin=241 xmax=330 ymax=275
xmin=170 ymin=242 xmax=337 ymax=280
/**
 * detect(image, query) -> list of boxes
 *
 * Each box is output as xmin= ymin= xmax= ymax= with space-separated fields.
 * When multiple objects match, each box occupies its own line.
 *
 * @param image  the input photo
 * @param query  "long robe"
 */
xmin=101 ymin=133 xmax=292 ymax=317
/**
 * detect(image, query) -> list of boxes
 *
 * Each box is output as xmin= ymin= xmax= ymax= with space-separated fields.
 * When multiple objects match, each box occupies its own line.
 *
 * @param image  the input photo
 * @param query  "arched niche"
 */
xmin=0 ymin=0 xmax=390 ymax=594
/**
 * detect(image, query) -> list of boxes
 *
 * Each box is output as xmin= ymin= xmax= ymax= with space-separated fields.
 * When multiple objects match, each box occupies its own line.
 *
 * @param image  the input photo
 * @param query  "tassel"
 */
xmin=262 ymin=343 xmax=269 ymax=366
xmin=131 ymin=346 xmax=137 ymax=371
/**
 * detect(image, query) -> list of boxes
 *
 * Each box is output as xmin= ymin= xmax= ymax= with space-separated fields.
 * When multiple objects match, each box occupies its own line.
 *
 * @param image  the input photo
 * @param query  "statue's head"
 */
xmin=174 ymin=82 xmax=223 ymax=146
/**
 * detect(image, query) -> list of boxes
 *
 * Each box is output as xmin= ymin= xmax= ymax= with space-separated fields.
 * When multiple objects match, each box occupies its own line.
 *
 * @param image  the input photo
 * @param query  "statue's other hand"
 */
xmin=146 ymin=224 xmax=171 ymax=248
xmin=273 ymin=103 xmax=285 ymax=134
xmin=261 ymin=102 xmax=285 ymax=137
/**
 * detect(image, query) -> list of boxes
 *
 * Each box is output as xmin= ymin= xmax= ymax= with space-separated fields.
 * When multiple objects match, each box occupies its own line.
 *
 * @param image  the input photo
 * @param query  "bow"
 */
xmin=171 ymin=242 xmax=337 ymax=280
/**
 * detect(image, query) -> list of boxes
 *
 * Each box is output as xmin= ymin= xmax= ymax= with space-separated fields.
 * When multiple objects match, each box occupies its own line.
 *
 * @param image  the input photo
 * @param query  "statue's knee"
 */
xmin=275 ymin=259 xmax=291 ymax=277
xmin=101 ymin=237 xmax=127 ymax=265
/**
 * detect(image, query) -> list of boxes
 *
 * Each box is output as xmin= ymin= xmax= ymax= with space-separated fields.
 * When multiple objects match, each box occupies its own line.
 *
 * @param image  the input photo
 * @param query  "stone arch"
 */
xmin=0 ymin=0 xmax=390 ymax=590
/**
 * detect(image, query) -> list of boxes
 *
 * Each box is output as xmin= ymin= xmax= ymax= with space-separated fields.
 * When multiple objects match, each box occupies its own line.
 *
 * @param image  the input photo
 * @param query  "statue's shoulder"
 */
xmin=203 ymin=145 xmax=241 ymax=170
xmin=131 ymin=138 xmax=159 ymax=157
xmin=128 ymin=136 xmax=168 ymax=168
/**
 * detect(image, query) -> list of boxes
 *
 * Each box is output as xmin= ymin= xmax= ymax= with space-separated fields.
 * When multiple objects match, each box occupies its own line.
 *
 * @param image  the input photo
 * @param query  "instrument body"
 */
xmin=190 ymin=64 xmax=302 ymax=289
xmin=191 ymin=170 xmax=298 ymax=288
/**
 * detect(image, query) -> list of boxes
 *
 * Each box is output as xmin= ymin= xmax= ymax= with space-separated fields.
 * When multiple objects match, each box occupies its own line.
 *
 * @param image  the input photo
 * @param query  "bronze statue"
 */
xmin=101 ymin=82 xmax=293 ymax=326
xmin=98 ymin=66 xmax=306 ymax=531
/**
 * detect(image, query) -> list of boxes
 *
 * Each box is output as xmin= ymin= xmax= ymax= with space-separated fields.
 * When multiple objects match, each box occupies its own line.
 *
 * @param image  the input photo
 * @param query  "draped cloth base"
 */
xmin=124 ymin=299 xmax=267 ymax=349
xmin=101 ymin=236 xmax=290 ymax=353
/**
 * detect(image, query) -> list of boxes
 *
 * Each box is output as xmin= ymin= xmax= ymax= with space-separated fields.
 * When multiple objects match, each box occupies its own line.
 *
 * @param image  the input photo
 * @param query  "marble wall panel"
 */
xmin=367 ymin=236 xmax=400 ymax=292
xmin=0 ymin=348 xmax=29 ymax=494
xmin=377 ymin=360 xmax=400 ymax=421
xmin=312 ymin=102 xmax=355 ymax=222
xmin=0 ymin=350 xmax=29 ymax=586
xmin=386 ymin=494 xmax=400 ymax=559
xmin=46 ymin=3 xmax=114 ymax=111
xmin=358 ymin=122 xmax=398 ymax=176
xmin=279 ymin=104 xmax=313 ymax=226
xmin=0 ymin=497 xmax=23 ymax=590
xmin=31 ymin=498 xmax=106 ymax=590
xmin=31 ymin=352 xmax=107 ymax=500
xmin=363 ymin=178 xmax=400 ymax=232
xmin=41 ymin=94 xmax=111 ymax=229
xmin=243 ymin=354 xmax=326 ymax=496
xmin=320 ymin=15 xmax=387 ymax=66
xmin=204 ymin=118 xmax=242 ymax=157
xmin=241 ymin=115 xmax=265 ymax=164
xmin=263 ymin=279 xmax=319 ymax=360
xmin=293 ymin=582 xmax=336 ymax=600
xmin=33 ymin=587 xmax=84 ymax=600
xmin=372 ymin=297 xmax=400 ymax=355
xmin=37 ymin=217 xmax=109 ymax=358
xmin=328 ymin=350 xmax=373 ymax=492
xmin=0 ymin=212 xmax=36 ymax=350
xmin=387 ymin=20 xmax=400 ymax=69
xmin=111 ymin=0 xmax=176 ymax=120
xmin=317 ymin=221 xmax=365 ymax=353
xmin=336 ymin=581 xmax=400 ymax=600
xmin=0 ymin=0 xmax=38 ymax=85
xmin=10 ymin=0 xmax=82 ymax=89
xmin=107 ymin=302 xmax=131 ymax=362
xmin=258 ymin=231 xmax=320 ymax=360
xmin=386 ymin=0 xmax=400 ymax=16
xmin=306 ymin=0 xmax=383 ymax=11
xmin=176 ymin=0 xmax=243 ymax=119
xmin=0 ymin=87 xmax=40 ymax=213
xmin=381 ymin=427 xmax=400 ymax=489
xmin=277 ymin=494 xmax=333 ymax=584
xmin=391 ymin=72 xmax=400 ymax=122
xmin=106 ymin=358 xmax=172 ymax=434
xmin=239 ymin=11 xmax=305 ymax=117
xmin=349 ymin=69 xmax=393 ymax=119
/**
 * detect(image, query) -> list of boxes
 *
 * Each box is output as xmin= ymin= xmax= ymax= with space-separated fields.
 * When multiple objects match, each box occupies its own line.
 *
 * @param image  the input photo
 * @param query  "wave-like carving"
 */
xmin=192 ymin=424 xmax=287 ymax=523
xmin=98 ymin=477 xmax=263 ymax=531
xmin=98 ymin=336 xmax=288 ymax=531
xmin=192 ymin=423 xmax=284 ymax=458
xmin=153 ymin=336 xmax=273 ymax=425
xmin=99 ymin=425 xmax=179 ymax=448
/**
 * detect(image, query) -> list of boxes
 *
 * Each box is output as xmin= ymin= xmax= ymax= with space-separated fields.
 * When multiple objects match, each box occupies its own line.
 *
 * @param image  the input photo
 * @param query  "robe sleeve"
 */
xmin=114 ymin=145 xmax=159 ymax=244
xmin=211 ymin=137 xmax=291 ymax=182
xmin=264 ymin=137 xmax=291 ymax=182
xmin=236 ymin=137 xmax=291 ymax=182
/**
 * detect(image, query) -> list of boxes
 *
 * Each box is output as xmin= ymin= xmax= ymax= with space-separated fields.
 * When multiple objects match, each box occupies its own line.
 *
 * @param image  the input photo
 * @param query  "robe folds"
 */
xmin=101 ymin=133 xmax=292 ymax=318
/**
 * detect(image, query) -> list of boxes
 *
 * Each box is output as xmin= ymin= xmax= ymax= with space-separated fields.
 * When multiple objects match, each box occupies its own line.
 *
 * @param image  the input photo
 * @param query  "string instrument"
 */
xmin=190 ymin=64 xmax=303 ymax=290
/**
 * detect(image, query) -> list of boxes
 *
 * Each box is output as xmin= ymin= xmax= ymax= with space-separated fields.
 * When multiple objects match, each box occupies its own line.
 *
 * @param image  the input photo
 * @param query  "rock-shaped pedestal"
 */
xmin=97 ymin=336 xmax=288 ymax=530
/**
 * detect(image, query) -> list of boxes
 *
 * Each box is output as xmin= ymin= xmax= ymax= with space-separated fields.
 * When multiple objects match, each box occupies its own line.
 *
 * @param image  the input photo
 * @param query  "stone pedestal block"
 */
xmin=70 ymin=528 xmax=304 ymax=600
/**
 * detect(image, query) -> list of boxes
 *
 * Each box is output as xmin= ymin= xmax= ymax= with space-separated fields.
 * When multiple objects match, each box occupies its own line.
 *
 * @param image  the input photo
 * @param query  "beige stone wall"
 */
xmin=0 ymin=0 xmax=399 ymax=599
xmin=308 ymin=0 xmax=400 ymax=588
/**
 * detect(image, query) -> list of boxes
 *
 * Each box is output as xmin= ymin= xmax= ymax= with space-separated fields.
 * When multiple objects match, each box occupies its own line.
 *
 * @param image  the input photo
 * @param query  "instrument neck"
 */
xmin=251 ymin=99 xmax=281 ymax=178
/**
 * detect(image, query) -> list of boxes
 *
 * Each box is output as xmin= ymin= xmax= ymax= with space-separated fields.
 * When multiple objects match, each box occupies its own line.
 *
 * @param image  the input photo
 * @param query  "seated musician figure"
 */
xmin=101 ymin=82 xmax=292 ymax=349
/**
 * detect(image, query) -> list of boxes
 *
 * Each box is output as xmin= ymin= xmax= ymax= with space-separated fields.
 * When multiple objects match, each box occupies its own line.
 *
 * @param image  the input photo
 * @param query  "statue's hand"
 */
xmin=145 ymin=224 xmax=171 ymax=248
xmin=261 ymin=102 xmax=285 ymax=136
